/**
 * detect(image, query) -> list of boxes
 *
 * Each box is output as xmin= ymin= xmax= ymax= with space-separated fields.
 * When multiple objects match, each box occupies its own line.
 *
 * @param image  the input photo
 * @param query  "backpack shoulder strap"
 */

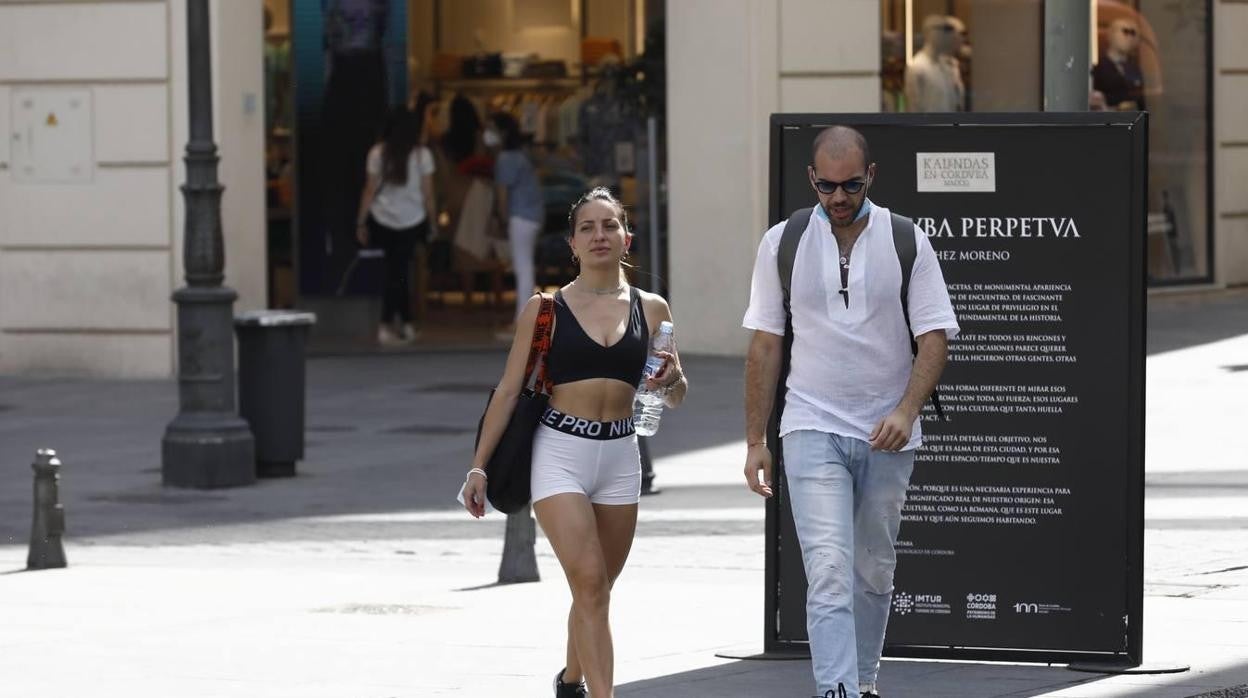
xmin=890 ymin=211 xmax=917 ymax=333
xmin=769 ymin=207 xmax=813 ymax=460
xmin=778 ymin=207 xmax=815 ymax=311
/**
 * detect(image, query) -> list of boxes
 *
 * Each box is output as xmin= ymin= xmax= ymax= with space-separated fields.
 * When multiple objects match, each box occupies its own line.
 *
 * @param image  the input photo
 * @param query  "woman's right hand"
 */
xmin=463 ymin=470 xmax=487 ymax=518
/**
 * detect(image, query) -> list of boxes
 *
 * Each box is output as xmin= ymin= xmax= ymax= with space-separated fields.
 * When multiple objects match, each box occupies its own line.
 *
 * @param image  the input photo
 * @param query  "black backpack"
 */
xmin=776 ymin=207 xmax=944 ymax=420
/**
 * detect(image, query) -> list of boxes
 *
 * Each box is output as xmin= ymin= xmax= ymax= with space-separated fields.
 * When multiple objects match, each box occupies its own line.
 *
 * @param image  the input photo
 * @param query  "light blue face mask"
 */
xmin=817 ymin=198 xmax=873 ymax=224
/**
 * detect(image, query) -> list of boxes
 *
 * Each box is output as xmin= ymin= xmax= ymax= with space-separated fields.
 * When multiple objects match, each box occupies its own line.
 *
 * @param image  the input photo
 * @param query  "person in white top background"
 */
xmin=356 ymin=106 xmax=437 ymax=345
xmin=741 ymin=126 xmax=959 ymax=698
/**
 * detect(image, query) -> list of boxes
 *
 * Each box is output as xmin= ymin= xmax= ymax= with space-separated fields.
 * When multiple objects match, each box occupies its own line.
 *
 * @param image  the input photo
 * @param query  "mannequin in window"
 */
xmin=904 ymin=15 xmax=966 ymax=113
xmin=1092 ymin=18 xmax=1146 ymax=111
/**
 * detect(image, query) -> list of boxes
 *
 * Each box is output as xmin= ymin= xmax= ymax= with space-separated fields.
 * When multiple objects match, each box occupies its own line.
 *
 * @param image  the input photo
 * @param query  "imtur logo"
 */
xmin=893 ymin=592 xmax=914 ymax=616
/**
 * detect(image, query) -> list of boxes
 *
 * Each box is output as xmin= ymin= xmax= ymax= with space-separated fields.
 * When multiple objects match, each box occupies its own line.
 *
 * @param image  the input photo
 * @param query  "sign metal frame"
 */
xmin=763 ymin=112 xmax=1147 ymax=666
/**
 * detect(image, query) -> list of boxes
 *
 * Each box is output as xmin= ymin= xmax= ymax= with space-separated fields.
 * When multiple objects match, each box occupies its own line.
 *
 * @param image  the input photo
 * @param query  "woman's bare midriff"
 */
xmin=549 ymin=378 xmax=638 ymax=422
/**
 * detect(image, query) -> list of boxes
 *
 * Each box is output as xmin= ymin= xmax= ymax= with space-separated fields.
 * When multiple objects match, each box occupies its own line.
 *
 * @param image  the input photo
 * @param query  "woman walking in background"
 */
xmin=356 ymin=106 xmax=436 ymax=345
xmin=462 ymin=188 xmax=688 ymax=698
xmin=485 ymin=111 xmax=545 ymax=331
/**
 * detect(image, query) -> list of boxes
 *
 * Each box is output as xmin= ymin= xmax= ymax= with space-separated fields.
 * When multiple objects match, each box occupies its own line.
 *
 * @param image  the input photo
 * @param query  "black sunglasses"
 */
xmin=811 ymin=176 xmax=868 ymax=195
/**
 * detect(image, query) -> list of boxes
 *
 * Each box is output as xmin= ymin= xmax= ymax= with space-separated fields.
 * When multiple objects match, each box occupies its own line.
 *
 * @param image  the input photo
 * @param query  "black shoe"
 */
xmin=862 ymin=693 xmax=880 ymax=698
xmin=554 ymin=668 xmax=587 ymax=697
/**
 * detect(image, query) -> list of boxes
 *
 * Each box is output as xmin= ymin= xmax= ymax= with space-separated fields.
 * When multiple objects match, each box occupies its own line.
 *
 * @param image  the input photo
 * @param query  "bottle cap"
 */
xmin=659 ymin=320 xmax=674 ymax=333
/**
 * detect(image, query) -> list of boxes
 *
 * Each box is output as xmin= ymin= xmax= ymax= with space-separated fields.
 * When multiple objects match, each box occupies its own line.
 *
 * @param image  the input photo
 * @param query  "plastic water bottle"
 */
xmin=634 ymin=321 xmax=675 ymax=437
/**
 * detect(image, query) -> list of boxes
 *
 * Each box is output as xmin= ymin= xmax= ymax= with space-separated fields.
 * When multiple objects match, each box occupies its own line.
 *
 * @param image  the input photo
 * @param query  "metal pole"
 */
xmin=639 ymin=432 xmax=658 ymax=495
xmin=641 ymin=116 xmax=661 ymax=495
xmin=1043 ymin=0 xmax=1091 ymax=111
xmin=161 ymin=0 xmax=256 ymax=488
xmin=27 ymin=449 xmax=67 ymax=570
xmin=646 ymin=116 xmax=661 ymax=294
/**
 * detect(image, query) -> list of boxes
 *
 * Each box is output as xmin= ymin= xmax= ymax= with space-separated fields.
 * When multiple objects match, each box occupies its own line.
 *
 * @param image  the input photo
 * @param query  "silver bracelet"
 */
xmin=466 ymin=467 xmax=487 ymax=482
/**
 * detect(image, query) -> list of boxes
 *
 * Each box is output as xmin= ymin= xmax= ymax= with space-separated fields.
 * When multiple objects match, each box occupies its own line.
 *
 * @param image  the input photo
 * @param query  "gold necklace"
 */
xmin=575 ymin=279 xmax=625 ymax=296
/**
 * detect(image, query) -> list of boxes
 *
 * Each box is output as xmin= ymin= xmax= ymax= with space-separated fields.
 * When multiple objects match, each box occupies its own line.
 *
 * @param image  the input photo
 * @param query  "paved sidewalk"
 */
xmin=1 ymin=290 xmax=1247 ymax=696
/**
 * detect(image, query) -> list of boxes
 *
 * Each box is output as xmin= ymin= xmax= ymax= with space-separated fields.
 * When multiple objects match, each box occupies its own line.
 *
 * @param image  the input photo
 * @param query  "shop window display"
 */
xmin=411 ymin=0 xmax=665 ymax=320
xmin=880 ymin=0 xmax=1212 ymax=284
xmin=1093 ymin=0 xmax=1210 ymax=282
xmin=262 ymin=0 xmax=664 ymax=345
xmin=881 ymin=0 xmax=1044 ymax=113
xmin=264 ymin=0 xmax=295 ymax=308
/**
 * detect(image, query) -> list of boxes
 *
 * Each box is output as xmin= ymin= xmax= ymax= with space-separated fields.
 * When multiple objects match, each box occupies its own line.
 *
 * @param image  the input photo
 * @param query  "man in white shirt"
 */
xmin=742 ymin=126 xmax=959 ymax=698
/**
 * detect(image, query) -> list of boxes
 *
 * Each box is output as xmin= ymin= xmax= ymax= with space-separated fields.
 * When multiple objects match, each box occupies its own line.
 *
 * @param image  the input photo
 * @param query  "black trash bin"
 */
xmin=234 ymin=310 xmax=317 ymax=477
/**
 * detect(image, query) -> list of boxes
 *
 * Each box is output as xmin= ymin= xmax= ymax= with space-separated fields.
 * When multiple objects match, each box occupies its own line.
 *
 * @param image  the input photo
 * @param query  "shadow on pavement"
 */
xmin=0 ymin=289 xmax=1242 ymax=546
xmin=617 ymin=658 xmax=1106 ymax=698
xmin=620 ymin=653 xmax=1248 ymax=697
xmin=1147 ymin=288 xmax=1248 ymax=356
xmin=0 ymin=352 xmax=751 ymax=545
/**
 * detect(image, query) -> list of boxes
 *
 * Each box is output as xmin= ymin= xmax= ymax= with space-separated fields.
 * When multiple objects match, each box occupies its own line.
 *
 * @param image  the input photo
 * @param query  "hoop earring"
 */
xmin=571 ymin=252 xmax=580 ymax=265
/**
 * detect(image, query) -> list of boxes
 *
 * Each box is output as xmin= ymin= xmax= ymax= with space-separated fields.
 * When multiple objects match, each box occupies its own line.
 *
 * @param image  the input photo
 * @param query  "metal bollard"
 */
xmin=497 ymin=503 xmax=539 ymax=585
xmin=27 ymin=449 xmax=67 ymax=570
xmin=640 ymin=436 xmax=659 ymax=496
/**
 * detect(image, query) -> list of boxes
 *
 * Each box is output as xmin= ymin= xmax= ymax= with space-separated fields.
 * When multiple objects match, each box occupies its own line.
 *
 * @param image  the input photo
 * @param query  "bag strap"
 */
xmin=778 ymin=207 xmax=815 ymax=312
xmin=891 ymin=212 xmax=918 ymax=353
xmin=523 ymin=293 xmax=556 ymax=394
xmin=890 ymin=212 xmax=945 ymax=420
xmin=768 ymin=207 xmax=814 ymax=458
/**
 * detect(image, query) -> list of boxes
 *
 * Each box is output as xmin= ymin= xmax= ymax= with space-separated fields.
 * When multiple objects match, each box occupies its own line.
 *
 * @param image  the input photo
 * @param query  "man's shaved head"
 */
xmin=811 ymin=126 xmax=871 ymax=170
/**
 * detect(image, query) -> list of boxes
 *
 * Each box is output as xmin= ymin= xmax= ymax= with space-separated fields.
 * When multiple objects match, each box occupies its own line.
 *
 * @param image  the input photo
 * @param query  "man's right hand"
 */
xmin=744 ymin=444 xmax=774 ymax=498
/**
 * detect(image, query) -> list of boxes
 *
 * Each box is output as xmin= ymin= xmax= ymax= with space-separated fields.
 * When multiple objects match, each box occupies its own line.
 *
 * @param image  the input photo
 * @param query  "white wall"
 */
xmin=666 ymin=0 xmax=881 ymax=356
xmin=0 ymin=0 xmax=174 ymax=377
xmin=1215 ymin=0 xmax=1248 ymax=286
xmin=0 ymin=0 xmax=266 ymax=377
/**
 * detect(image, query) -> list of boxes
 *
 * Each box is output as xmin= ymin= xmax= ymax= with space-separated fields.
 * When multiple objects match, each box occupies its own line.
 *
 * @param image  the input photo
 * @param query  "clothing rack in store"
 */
xmin=434 ymin=77 xmax=583 ymax=93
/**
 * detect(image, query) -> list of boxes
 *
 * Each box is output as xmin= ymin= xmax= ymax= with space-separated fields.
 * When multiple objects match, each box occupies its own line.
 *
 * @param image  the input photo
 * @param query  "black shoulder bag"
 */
xmin=473 ymin=293 xmax=556 ymax=513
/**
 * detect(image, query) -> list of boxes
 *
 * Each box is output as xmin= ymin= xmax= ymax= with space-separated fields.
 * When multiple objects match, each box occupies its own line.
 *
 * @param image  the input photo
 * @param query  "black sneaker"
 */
xmin=554 ymin=668 xmax=587 ymax=697
xmin=862 ymin=692 xmax=881 ymax=698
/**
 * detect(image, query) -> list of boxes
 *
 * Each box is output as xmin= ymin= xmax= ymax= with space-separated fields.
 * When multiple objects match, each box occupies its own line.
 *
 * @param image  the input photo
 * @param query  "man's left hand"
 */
xmin=869 ymin=408 xmax=914 ymax=452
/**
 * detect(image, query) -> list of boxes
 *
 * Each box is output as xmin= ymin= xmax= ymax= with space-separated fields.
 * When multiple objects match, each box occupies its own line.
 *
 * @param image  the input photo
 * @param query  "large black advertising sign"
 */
xmin=764 ymin=114 xmax=1146 ymax=663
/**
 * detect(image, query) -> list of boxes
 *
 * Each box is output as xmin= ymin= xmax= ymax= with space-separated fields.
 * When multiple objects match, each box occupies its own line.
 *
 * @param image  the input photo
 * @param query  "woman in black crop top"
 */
xmin=464 ymin=187 xmax=687 ymax=698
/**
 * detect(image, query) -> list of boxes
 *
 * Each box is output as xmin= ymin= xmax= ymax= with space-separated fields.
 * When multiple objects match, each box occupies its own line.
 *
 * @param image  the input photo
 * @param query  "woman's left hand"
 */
xmin=645 ymin=351 xmax=683 ymax=392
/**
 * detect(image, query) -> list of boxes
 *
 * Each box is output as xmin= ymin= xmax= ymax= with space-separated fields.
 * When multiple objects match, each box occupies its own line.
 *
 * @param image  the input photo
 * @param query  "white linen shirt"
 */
xmin=742 ymin=202 xmax=960 ymax=450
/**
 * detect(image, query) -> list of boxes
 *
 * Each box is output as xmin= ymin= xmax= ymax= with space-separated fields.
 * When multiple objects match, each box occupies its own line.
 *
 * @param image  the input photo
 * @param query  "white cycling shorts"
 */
xmin=531 ymin=406 xmax=641 ymax=506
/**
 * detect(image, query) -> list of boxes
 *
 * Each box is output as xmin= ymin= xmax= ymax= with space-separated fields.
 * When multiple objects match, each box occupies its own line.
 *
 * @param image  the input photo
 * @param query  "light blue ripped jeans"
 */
xmin=782 ymin=430 xmax=916 ymax=698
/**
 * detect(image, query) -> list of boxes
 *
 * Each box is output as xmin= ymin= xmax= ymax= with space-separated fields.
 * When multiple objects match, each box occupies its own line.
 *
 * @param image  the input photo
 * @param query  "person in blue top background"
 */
xmin=486 ymin=111 xmax=546 ymax=330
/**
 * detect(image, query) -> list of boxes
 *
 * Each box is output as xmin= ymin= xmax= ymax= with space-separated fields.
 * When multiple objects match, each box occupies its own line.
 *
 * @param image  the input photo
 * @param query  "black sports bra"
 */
xmin=547 ymin=287 xmax=649 ymax=387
